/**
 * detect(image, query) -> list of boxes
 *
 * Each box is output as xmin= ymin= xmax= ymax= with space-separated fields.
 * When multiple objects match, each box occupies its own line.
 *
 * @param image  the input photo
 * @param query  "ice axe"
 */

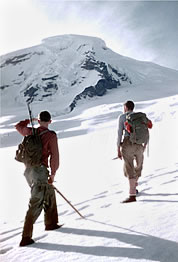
xmin=112 ymin=157 xmax=119 ymax=160
xmin=27 ymin=102 xmax=35 ymax=135
xmin=53 ymin=185 xmax=85 ymax=219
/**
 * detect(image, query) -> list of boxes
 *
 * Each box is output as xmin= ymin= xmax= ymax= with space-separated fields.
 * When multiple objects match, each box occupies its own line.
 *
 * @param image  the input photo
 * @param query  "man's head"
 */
xmin=38 ymin=111 xmax=51 ymax=125
xmin=124 ymin=100 xmax=135 ymax=113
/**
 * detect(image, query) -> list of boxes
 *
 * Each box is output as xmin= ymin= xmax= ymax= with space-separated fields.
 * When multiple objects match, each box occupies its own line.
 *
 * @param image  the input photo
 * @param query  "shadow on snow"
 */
xmin=32 ymin=226 xmax=178 ymax=262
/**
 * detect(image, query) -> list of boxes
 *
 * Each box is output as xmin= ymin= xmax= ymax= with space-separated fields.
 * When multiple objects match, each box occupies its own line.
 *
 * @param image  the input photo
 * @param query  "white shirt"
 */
xmin=117 ymin=111 xmax=133 ymax=147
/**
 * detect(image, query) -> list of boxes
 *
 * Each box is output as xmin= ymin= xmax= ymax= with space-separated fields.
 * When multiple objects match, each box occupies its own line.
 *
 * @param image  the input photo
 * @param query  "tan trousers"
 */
xmin=22 ymin=166 xmax=58 ymax=238
xmin=121 ymin=137 xmax=144 ymax=195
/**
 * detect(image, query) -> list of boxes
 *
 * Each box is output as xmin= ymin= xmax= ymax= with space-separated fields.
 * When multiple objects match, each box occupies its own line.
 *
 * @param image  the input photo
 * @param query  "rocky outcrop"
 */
xmin=69 ymin=78 xmax=119 ymax=111
xmin=0 ymin=53 xmax=31 ymax=68
xmin=24 ymin=81 xmax=58 ymax=103
xmin=69 ymin=56 xmax=131 ymax=111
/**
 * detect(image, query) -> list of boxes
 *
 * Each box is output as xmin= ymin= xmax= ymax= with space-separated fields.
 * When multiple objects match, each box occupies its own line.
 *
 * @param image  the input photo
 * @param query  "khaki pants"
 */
xmin=22 ymin=166 xmax=58 ymax=238
xmin=121 ymin=137 xmax=144 ymax=195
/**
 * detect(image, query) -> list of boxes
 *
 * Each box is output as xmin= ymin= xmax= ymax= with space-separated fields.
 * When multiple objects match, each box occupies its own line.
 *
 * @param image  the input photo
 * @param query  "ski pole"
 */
xmin=53 ymin=185 xmax=85 ymax=219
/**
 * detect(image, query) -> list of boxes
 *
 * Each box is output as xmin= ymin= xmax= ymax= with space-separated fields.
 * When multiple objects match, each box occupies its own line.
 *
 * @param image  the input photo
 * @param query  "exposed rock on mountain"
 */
xmin=1 ymin=34 xmax=178 ymax=112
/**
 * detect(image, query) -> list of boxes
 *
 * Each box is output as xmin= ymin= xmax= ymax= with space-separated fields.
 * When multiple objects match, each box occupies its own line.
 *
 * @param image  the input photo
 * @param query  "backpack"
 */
xmin=15 ymin=128 xmax=49 ymax=167
xmin=125 ymin=112 xmax=152 ymax=144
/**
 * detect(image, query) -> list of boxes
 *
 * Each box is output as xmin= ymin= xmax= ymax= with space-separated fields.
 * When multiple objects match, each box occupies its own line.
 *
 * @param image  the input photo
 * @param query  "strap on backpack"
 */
xmin=38 ymin=129 xmax=49 ymax=136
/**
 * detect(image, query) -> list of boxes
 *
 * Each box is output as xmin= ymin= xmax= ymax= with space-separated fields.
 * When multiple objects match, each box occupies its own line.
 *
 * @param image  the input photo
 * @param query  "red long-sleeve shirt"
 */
xmin=15 ymin=119 xmax=59 ymax=176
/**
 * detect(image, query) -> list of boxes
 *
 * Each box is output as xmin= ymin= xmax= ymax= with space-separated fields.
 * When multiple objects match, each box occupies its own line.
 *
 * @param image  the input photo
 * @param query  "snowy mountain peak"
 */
xmin=42 ymin=34 xmax=107 ymax=50
xmin=1 ymin=34 xmax=178 ymax=113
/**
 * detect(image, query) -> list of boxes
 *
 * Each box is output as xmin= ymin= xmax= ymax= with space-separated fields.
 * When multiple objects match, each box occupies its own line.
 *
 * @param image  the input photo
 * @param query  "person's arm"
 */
xmin=143 ymin=119 xmax=153 ymax=150
xmin=117 ymin=115 xmax=124 ymax=159
xmin=15 ymin=119 xmax=32 ymax=136
xmin=48 ymin=133 xmax=59 ymax=183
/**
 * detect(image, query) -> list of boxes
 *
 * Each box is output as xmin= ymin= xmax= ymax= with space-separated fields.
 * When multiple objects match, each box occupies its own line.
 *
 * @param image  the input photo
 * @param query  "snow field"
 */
xmin=0 ymin=90 xmax=178 ymax=261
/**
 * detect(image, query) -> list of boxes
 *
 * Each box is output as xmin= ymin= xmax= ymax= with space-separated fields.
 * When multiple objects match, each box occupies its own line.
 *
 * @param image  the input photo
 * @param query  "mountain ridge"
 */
xmin=1 ymin=34 xmax=178 ymax=112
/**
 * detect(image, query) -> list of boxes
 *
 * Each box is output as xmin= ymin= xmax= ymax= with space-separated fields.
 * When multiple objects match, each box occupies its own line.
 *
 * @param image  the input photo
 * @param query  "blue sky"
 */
xmin=0 ymin=0 xmax=178 ymax=70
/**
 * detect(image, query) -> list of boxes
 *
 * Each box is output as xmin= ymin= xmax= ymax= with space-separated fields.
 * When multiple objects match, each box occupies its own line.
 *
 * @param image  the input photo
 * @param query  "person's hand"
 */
xmin=143 ymin=144 xmax=147 ymax=151
xmin=118 ymin=147 xmax=122 ymax=160
xmin=48 ymin=175 xmax=55 ymax=184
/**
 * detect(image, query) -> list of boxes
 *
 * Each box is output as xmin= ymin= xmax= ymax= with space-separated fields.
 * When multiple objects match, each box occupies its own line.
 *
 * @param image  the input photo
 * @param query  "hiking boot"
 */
xmin=121 ymin=195 xmax=136 ymax=203
xmin=19 ymin=237 xmax=35 ymax=247
xmin=45 ymin=224 xmax=63 ymax=231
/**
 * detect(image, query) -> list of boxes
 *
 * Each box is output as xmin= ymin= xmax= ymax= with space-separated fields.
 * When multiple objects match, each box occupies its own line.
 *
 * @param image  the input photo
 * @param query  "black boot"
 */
xmin=45 ymin=224 xmax=63 ymax=231
xmin=121 ymin=195 xmax=136 ymax=203
xmin=19 ymin=237 xmax=35 ymax=247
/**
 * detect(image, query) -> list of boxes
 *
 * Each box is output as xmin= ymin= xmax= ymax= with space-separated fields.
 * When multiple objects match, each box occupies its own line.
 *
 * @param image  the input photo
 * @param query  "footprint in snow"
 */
xmin=100 ymin=203 xmax=112 ymax=208
xmin=94 ymin=191 xmax=108 ymax=196
xmin=0 ymin=247 xmax=13 ymax=254
xmin=59 ymin=210 xmax=68 ymax=216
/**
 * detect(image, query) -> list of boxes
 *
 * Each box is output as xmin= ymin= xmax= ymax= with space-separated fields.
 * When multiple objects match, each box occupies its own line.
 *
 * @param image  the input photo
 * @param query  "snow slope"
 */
xmin=0 ymin=34 xmax=178 ymax=262
xmin=0 ymin=83 xmax=178 ymax=261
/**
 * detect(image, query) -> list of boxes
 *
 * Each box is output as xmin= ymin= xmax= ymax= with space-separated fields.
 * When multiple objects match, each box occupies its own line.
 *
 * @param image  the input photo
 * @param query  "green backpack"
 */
xmin=15 ymin=128 xmax=48 ymax=167
xmin=126 ymin=112 xmax=150 ymax=144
